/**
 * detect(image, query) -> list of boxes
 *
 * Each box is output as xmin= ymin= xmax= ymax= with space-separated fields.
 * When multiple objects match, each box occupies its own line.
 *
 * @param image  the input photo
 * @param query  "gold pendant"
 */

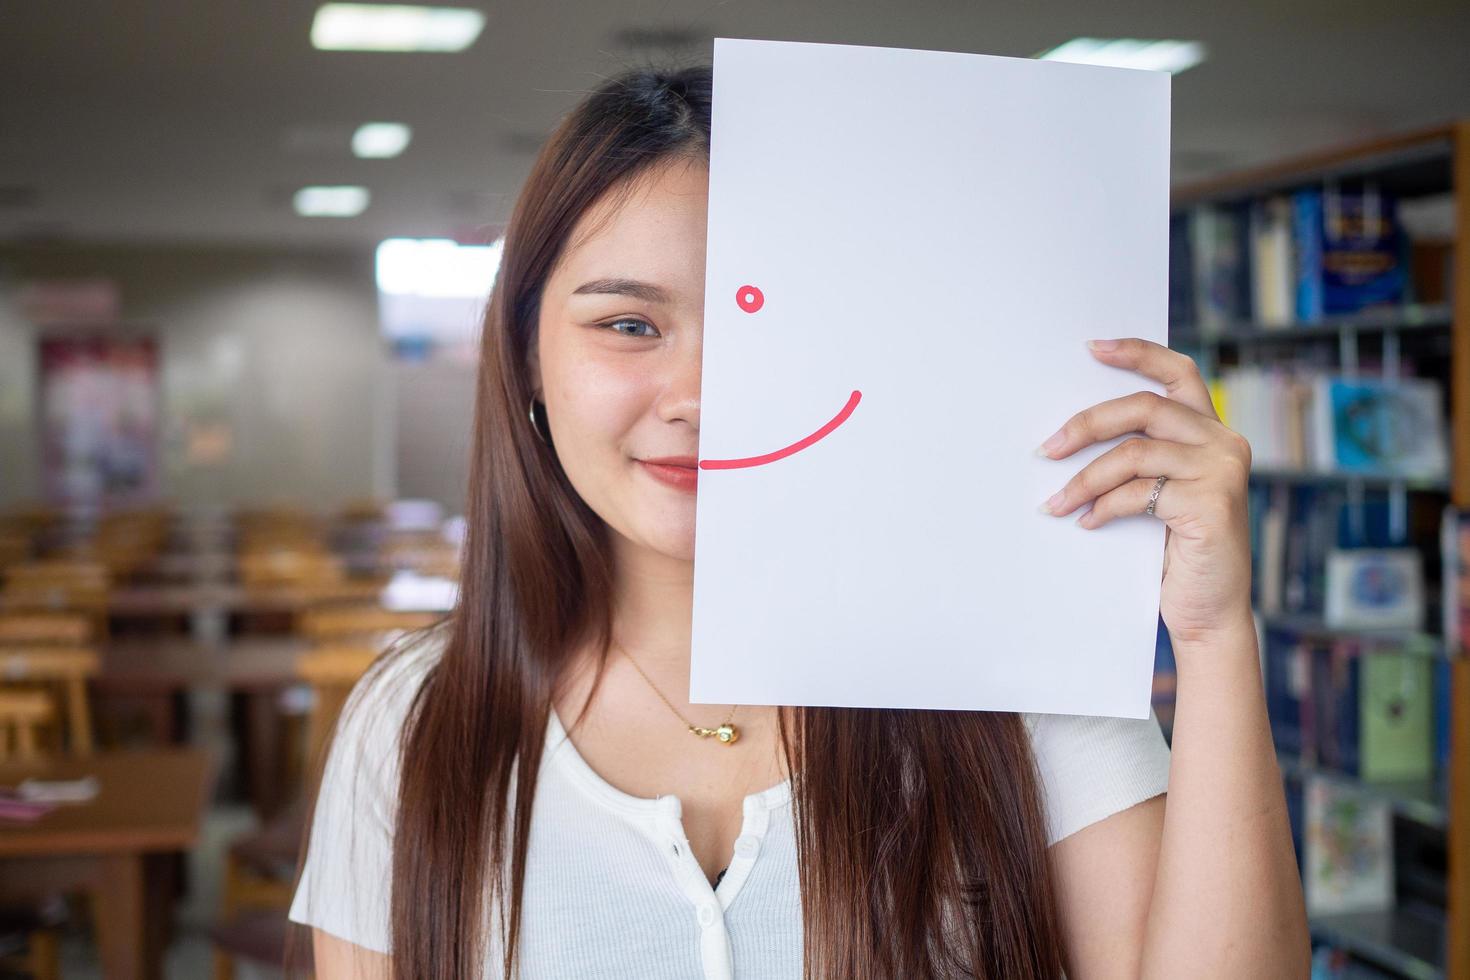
xmin=692 ymin=723 xmax=740 ymax=744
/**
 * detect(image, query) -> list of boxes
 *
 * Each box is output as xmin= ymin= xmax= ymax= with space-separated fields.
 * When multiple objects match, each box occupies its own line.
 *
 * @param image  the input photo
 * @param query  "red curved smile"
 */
xmin=698 ymin=390 xmax=862 ymax=470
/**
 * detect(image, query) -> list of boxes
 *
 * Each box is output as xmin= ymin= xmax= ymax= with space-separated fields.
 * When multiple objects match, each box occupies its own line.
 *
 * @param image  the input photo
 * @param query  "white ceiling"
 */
xmin=2 ymin=0 xmax=1468 ymax=250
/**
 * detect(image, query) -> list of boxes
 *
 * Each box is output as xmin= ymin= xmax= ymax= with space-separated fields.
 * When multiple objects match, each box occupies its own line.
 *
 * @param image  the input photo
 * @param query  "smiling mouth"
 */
xmin=698 ymin=390 xmax=862 ymax=470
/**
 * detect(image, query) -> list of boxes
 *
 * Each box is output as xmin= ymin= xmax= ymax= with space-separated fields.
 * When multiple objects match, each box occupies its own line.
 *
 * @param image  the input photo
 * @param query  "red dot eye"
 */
xmin=735 ymin=284 xmax=764 ymax=314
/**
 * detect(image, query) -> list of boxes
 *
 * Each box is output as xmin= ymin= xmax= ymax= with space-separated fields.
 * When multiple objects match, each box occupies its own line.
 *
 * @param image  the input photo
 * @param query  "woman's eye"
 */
xmin=603 ymin=317 xmax=659 ymax=339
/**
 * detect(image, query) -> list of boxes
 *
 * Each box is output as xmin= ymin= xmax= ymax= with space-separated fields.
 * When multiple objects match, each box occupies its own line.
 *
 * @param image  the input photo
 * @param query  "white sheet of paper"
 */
xmin=691 ymin=38 xmax=1171 ymax=718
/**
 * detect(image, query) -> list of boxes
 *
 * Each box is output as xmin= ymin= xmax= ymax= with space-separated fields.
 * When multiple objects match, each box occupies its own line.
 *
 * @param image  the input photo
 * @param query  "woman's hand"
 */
xmin=1036 ymin=337 xmax=1254 ymax=652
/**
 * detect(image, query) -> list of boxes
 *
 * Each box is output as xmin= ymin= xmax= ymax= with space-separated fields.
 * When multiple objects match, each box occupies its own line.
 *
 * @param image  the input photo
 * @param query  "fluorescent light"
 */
xmin=311 ymin=4 xmax=485 ymax=52
xmin=376 ymin=237 xmax=503 ymax=297
xmin=353 ymin=122 xmax=413 ymax=158
xmin=1036 ymin=38 xmax=1207 ymax=74
xmin=294 ymin=185 xmax=371 ymax=217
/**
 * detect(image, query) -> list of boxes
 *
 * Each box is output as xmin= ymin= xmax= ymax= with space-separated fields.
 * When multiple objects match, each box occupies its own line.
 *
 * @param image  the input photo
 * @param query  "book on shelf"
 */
xmin=1358 ymin=652 xmax=1435 ymax=783
xmin=1304 ymin=772 xmax=1394 ymax=916
xmin=1440 ymin=505 xmax=1470 ymax=655
xmin=1265 ymin=632 xmax=1443 ymax=786
xmin=1185 ymin=202 xmax=1251 ymax=334
xmin=1251 ymin=195 xmax=1295 ymax=327
xmin=1215 ymin=368 xmax=1448 ymax=480
xmin=1250 ymin=482 xmax=1378 ymax=617
xmin=1292 ymin=189 xmax=1325 ymax=323
xmin=1323 ymin=548 xmax=1425 ymax=632
xmin=1293 ymin=185 xmax=1410 ymax=321
xmin=1171 ymin=185 xmax=1451 ymax=335
xmin=1312 ymin=377 xmax=1448 ymax=479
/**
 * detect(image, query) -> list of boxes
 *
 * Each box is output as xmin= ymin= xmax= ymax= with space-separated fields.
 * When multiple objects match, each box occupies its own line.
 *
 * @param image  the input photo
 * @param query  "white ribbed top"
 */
xmin=290 ymin=644 xmax=1171 ymax=978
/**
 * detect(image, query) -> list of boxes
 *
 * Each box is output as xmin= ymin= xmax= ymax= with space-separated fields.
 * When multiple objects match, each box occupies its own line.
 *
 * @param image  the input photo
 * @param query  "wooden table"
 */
xmin=101 ymin=637 xmax=306 ymax=816
xmin=0 ymin=748 xmax=213 ymax=980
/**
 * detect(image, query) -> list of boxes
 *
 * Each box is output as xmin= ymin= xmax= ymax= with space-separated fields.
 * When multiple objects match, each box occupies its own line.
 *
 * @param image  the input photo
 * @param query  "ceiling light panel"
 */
xmin=353 ymin=122 xmax=413 ymax=158
xmin=311 ymin=4 xmax=486 ymax=52
xmin=294 ymin=185 xmax=371 ymax=217
xmin=1036 ymin=38 xmax=1207 ymax=75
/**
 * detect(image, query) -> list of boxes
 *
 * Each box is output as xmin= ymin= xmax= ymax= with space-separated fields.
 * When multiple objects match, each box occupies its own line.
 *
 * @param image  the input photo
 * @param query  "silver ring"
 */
xmin=1144 ymin=475 xmax=1167 ymax=517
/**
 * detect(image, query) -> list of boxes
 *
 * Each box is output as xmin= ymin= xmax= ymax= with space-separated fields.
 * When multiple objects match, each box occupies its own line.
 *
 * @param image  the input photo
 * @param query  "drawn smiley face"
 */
xmin=698 ymin=284 xmax=862 ymax=472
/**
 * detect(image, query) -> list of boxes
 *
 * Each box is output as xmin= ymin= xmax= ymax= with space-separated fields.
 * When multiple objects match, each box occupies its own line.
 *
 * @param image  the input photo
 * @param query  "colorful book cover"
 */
xmin=1325 ymin=378 xmax=1448 ymax=479
xmin=1303 ymin=774 xmax=1394 ymax=915
xmin=1444 ymin=506 xmax=1470 ymax=655
xmin=1358 ymin=651 xmax=1433 ymax=782
xmin=1293 ymin=189 xmax=1325 ymax=323
xmin=1324 ymin=548 xmax=1424 ymax=632
xmin=1207 ymin=377 xmax=1228 ymax=427
xmin=1321 ymin=186 xmax=1408 ymax=314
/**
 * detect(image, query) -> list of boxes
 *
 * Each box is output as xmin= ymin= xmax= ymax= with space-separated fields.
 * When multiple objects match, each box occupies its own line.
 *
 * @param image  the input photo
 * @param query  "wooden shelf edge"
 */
xmin=1172 ymin=122 xmax=1457 ymax=205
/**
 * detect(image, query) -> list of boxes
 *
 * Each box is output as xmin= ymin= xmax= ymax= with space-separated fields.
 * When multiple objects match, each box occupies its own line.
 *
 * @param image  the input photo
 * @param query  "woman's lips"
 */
xmin=639 ymin=458 xmax=698 ymax=493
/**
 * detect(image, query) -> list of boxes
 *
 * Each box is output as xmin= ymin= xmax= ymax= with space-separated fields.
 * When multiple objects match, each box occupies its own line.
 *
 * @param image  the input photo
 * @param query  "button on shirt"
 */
xmin=290 ymin=644 xmax=1172 ymax=978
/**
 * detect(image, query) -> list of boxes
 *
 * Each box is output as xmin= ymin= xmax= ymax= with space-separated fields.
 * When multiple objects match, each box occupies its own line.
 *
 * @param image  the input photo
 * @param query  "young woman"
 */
xmin=290 ymin=65 xmax=1310 ymax=978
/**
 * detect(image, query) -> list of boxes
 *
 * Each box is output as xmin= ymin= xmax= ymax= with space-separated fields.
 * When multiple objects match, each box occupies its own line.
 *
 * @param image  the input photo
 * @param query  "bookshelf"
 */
xmin=1161 ymin=121 xmax=1470 ymax=979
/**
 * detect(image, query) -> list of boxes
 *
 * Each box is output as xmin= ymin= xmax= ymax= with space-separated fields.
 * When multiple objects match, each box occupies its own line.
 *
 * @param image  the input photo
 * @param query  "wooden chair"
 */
xmin=223 ymin=642 xmax=379 ymax=922
xmin=0 ymin=690 xmax=66 ymax=979
xmin=0 ymin=690 xmax=55 ymax=762
xmin=3 ymin=559 xmax=110 ymax=591
xmin=236 ymin=509 xmax=324 ymax=559
xmin=211 ymin=798 xmax=307 ymax=980
xmin=61 ymin=513 xmax=169 ymax=580
xmin=238 ymin=550 xmax=342 ymax=589
xmin=208 ymin=644 xmax=371 ymax=979
xmin=0 ymin=646 xmax=99 ymax=755
xmin=235 ymin=550 xmax=348 ymax=633
xmin=0 ymin=530 xmax=79 ymax=978
xmin=0 ymin=613 xmax=91 ymax=646
xmin=209 ymin=909 xmax=310 ymax=979
xmin=1 ymin=561 xmax=111 ymax=642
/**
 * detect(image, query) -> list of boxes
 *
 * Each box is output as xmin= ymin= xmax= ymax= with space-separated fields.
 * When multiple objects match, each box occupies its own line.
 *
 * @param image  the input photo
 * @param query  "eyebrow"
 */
xmin=571 ymin=278 xmax=671 ymax=303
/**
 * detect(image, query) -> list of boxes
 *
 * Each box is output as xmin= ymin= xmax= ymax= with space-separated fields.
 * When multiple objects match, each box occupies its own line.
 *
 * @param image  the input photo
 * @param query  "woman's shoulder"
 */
xmin=1018 ymin=707 xmax=1171 ymax=846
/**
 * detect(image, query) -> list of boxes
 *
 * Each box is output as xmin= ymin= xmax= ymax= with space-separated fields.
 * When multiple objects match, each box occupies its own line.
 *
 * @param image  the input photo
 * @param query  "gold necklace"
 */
xmin=616 ymin=643 xmax=740 ymax=745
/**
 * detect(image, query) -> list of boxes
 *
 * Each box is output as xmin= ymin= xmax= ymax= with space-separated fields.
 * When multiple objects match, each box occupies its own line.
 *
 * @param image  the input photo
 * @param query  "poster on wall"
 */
xmin=38 ymin=335 xmax=160 ymax=505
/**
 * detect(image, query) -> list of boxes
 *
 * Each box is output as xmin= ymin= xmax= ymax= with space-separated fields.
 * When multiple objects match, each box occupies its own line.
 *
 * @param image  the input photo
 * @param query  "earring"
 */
xmin=528 ymin=396 xmax=550 ymax=445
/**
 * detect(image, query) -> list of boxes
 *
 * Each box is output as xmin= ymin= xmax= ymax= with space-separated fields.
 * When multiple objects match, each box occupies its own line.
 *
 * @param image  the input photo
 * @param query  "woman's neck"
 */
xmin=609 ymin=534 xmax=696 ymax=672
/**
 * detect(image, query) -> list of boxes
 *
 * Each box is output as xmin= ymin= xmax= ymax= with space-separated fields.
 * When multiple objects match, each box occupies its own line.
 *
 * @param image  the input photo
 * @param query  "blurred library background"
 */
xmin=1 ymin=2 xmax=1469 ymax=978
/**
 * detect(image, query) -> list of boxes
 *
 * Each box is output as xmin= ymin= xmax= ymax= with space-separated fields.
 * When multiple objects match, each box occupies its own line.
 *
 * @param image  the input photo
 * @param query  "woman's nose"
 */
xmin=655 ymin=329 xmax=702 ymax=428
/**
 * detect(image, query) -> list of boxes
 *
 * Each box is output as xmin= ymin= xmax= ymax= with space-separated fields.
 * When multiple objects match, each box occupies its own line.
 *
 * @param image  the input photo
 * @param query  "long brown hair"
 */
xmin=352 ymin=65 xmax=1063 ymax=978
